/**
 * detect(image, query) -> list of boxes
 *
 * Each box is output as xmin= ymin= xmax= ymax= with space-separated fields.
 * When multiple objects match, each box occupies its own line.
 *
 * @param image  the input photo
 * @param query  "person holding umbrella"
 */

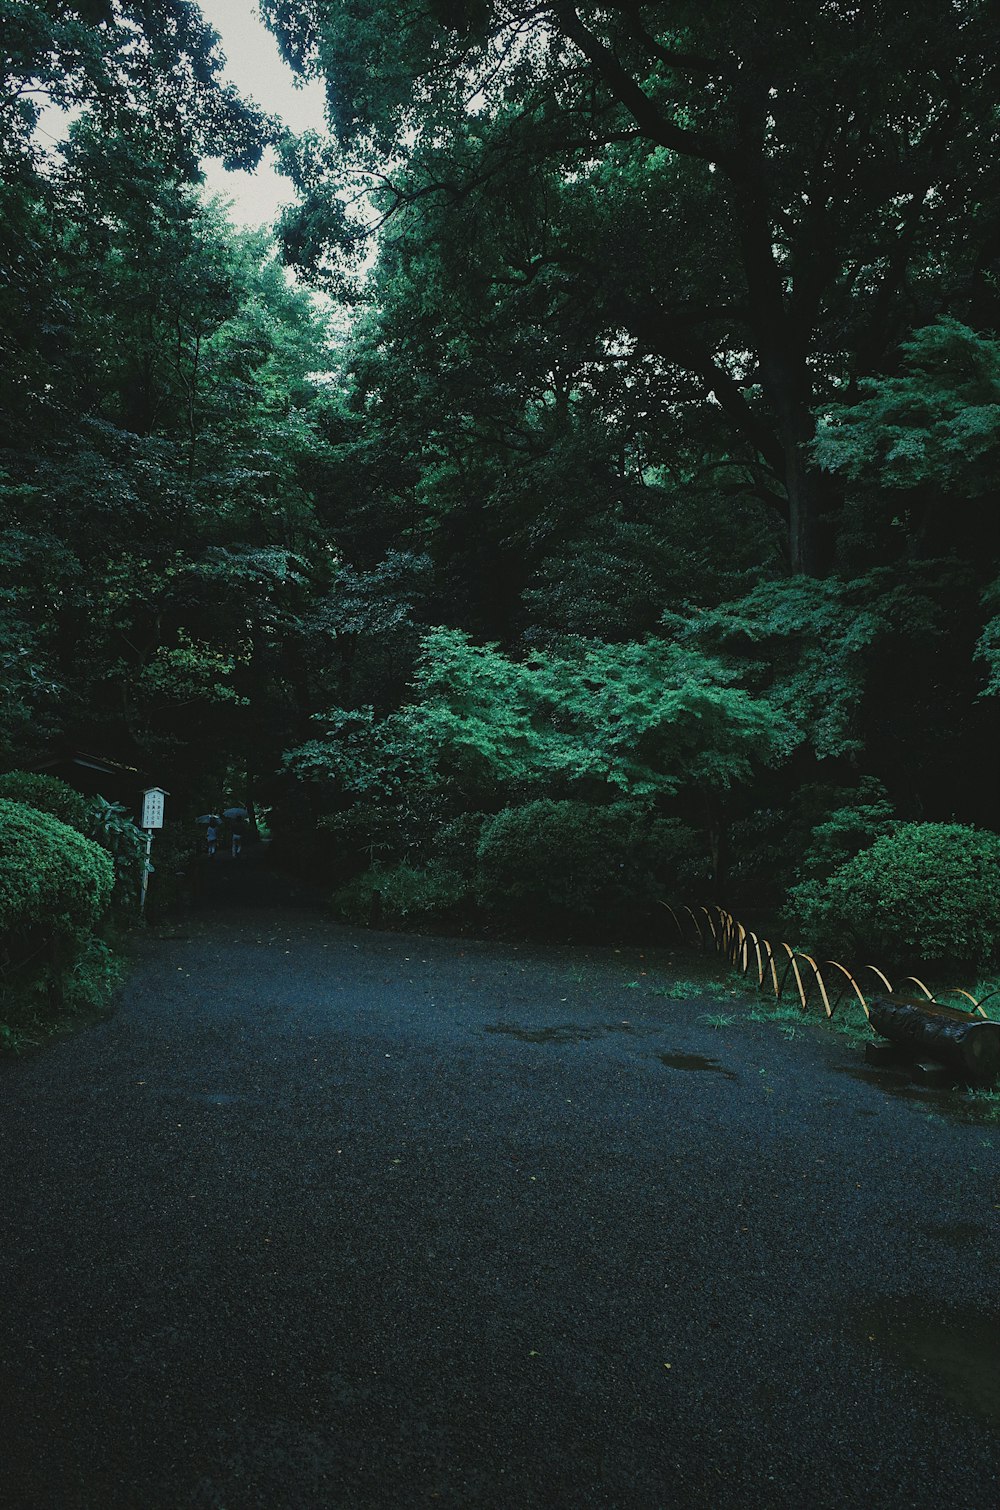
xmin=197 ymin=812 xmax=223 ymax=858
xmin=224 ymin=804 xmax=249 ymax=858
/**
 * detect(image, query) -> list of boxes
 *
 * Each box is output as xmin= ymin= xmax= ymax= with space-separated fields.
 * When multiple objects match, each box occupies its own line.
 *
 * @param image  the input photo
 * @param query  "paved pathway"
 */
xmin=1 ymin=855 xmax=998 ymax=1508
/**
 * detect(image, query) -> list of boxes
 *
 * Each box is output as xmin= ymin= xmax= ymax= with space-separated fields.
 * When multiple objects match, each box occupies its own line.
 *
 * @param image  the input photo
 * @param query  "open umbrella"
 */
xmin=196 ymin=813 xmax=222 ymax=825
xmin=223 ymin=806 xmax=249 ymax=820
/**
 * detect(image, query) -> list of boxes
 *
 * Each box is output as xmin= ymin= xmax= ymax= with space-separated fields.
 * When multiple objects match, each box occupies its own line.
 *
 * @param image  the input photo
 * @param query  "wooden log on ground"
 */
xmin=869 ymin=996 xmax=1000 ymax=1084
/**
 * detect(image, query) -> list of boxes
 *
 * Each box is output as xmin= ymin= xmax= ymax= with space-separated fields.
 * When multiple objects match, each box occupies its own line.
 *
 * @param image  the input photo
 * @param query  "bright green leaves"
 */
xmin=815 ymin=320 xmax=1000 ymax=497
xmin=291 ymin=626 xmax=793 ymax=808
xmin=0 ymin=798 xmax=114 ymax=936
xmin=788 ymin=822 xmax=1000 ymax=968
xmin=669 ymin=568 xmax=974 ymax=763
xmin=137 ymin=631 xmax=249 ymax=709
xmin=670 ymin=577 xmax=883 ymax=762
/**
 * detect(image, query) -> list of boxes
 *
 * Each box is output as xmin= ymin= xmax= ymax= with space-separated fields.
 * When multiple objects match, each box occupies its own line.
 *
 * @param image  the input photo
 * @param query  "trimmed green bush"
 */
xmin=0 ymin=774 xmax=147 ymax=907
xmin=0 ymin=799 xmax=118 ymax=1043
xmin=0 ymin=771 xmax=91 ymax=831
xmin=476 ymin=800 xmax=703 ymax=932
xmin=788 ymin=821 xmax=1000 ymax=967
xmin=0 ymin=798 xmax=114 ymax=936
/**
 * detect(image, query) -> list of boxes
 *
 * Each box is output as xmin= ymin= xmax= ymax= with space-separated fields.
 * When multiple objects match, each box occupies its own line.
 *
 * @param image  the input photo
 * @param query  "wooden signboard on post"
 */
xmin=141 ymin=787 xmax=167 ymax=829
xmin=139 ymin=787 xmax=168 ymax=913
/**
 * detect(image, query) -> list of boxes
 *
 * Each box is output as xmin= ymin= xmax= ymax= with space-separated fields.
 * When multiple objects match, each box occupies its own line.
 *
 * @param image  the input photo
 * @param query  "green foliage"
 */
xmin=0 ymin=797 xmax=119 ymax=1045
xmin=475 ymin=800 xmax=703 ymax=932
xmin=0 ymin=799 xmax=114 ymax=935
xmin=61 ymin=934 xmax=125 ymax=1016
xmin=669 ymin=572 xmax=959 ymax=763
xmin=87 ymin=796 xmax=147 ymax=905
xmin=142 ymin=822 xmax=197 ymax=917
xmin=331 ymin=862 xmax=469 ymax=928
xmin=975 ymin=577 xmax=1000 ymax=699
xmin=291 ymin=703 xmax=453 ymax=868
xmin=0 ymin=771 xmax=91 ymax=830
xmin=668 ymin=578 xmax=874 ymax=761
xmin=269 ymin=0 xmax=1000 ymax=577
xmin=4 ymin=0 xmax=1000 ymax=967
xmin=787 ymin=822 xmax=1000 ymax=968
xmin=0 ymin=526 xmax=63 ymax=763
xmin=524 ymin=487 xmax=782 ymax=639
xmin=792 ymin=778 xmax=897 ymax=882
xmin=137 ymin=631 xmax=249 ymax=707
xmin=814 ymin=321 xmax=1000 ymax=496
xmin=0 ymin=774 xmax=147 ymax=907
xmin=431 ymin=812 xmax=486 ymax=880
xmin=286 ymin=627 xmax=793 ymax=882
xmin=406 ymin=627 xmax=794 ymax=799
xmin=731 ymin=777 xmax=896 ymax=909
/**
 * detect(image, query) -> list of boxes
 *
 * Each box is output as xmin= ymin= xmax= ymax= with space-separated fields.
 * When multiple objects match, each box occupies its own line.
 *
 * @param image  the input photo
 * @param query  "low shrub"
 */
xmin=787 ymin=820 xmax=1000 ymax=968
xmin=61 ymin=934 xmax=126 ymax=1015
xmin=0 ymin=770 xmax=91 ymax=831
xmin=0 ymin=799 xmax=117 ymax=1041
xmin=87 ymin=795 xmax=147 ymax=906
xmin=0 ymin=771 xmax=150 ymax=909
xmin=476 ymin=800 xmax=703 ymax=934
xmin=331 ymin=862 xmax=469 ymax=928
xmin=143 ymin=821 xmax=199 ymax=917
xmin=0 ymin=798 xmax=114 ymax=936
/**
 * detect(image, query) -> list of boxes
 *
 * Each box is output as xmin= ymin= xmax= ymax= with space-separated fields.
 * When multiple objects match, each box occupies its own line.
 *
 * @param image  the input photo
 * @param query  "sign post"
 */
xmin=139 ymin=786 xmax=168 ymax=915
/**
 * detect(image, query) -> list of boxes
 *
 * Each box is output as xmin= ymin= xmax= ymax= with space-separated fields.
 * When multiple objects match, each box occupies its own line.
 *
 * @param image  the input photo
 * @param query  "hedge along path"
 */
xmin=662 ymin=904 xmax=999 ymax=1023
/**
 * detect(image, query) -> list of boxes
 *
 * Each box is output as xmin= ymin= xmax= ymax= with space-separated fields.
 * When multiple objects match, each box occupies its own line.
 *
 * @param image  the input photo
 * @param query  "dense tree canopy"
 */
xmin=266 ymin=0 xmax=1000 ymax=573
xmin=3 ymin=0 xmax=1000 ymax=960
xmin=0 ymin=0 xmax=334 ymax=803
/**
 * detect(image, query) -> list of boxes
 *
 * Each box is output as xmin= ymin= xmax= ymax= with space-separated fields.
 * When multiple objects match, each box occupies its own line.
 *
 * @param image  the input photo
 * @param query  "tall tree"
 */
xmin=266 ymin=0 xmax=1000 ymax=573
xmin=0 ymin=6 xmax=341 ymax=798
xmin=1 ymin=0 xmax=273 ymax=449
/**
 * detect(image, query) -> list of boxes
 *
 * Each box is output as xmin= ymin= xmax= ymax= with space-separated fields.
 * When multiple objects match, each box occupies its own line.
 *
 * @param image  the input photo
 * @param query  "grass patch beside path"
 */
xmin=634 ymin=949 xmax=876 ymax=1048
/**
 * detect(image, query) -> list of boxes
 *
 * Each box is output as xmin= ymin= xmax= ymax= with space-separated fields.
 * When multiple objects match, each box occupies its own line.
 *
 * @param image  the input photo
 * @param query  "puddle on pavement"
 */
xmin=658 ymin=1052 xmax=738 ymax=1082
xmin=862 ymin=1302 xmax=1000 ymax=1424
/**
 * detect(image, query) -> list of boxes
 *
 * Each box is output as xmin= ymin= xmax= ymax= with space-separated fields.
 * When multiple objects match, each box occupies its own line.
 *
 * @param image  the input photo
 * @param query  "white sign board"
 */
xmin=141 ymin=787 xmax=167 ymax=829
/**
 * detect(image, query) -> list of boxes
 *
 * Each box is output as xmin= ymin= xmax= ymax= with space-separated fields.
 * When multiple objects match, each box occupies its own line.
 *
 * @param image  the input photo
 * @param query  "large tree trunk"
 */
xmin=763 ymin=364 xmax=824 ymax=576
xmin=728 ymin=136 xmax=829 ymax=576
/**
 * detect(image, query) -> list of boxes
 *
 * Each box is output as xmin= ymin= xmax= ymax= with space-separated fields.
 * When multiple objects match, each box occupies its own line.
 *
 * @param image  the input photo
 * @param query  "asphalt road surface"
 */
xmin=1 ymin=854 xmax=998 ymax=1509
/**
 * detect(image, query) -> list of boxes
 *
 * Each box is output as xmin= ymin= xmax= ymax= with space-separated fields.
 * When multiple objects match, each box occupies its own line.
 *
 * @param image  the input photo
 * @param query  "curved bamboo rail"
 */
xmin=662 ymin=902 xmax=996 ymax=1023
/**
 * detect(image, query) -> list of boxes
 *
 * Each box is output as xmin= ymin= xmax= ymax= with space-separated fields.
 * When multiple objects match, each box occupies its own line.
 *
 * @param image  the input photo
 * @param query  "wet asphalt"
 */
xmin=1 ymin=852 xmax=998 ymax=1510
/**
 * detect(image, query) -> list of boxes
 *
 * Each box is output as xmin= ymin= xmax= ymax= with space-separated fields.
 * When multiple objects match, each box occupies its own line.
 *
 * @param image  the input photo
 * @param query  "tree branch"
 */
xmin=622 ymin=297 xmax=787 ymax=488
xmin=551 ymin=3 xmax=720 ymax=161
xmin=604 ymin=2 xmax=736 ymax=80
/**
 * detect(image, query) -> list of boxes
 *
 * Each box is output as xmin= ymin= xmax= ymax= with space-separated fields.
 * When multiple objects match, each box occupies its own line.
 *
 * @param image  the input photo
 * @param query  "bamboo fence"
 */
xmin=661 ymin=903 xmax=999 ymax=1022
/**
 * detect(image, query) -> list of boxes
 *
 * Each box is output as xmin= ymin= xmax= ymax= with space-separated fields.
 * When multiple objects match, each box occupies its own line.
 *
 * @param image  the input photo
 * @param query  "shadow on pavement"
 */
xmin=186 ymin=840 xmax=327 ymax=913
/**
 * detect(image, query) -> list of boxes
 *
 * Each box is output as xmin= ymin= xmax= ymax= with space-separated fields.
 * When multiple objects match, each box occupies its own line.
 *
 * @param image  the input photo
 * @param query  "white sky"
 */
xmin=197 ymin=0 xmax=330 ymax=227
